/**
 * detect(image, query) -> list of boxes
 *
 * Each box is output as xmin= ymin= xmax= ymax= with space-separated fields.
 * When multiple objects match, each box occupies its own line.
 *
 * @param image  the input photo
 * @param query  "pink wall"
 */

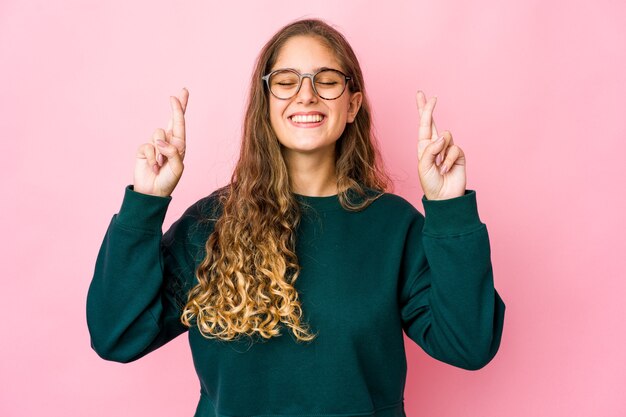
xmin=2 ymin=0 xmax=625 ymax=416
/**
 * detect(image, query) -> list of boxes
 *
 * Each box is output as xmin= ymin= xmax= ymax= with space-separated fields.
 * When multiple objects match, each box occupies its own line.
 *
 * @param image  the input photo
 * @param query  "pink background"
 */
xmin=2 ymin=0 xmax=625 ymax=416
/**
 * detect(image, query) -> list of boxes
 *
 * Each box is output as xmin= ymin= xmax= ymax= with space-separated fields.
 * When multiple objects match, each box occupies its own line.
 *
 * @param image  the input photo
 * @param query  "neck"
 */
xmin=283 ymin=147 xmax=337 ymax=197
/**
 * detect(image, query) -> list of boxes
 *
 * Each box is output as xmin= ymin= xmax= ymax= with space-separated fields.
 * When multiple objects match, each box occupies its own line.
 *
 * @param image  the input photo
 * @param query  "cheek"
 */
xmin=332 ymin=102 xmax=350 ymax=125
xmin=269 ymin=100 xmax=287 ymax=130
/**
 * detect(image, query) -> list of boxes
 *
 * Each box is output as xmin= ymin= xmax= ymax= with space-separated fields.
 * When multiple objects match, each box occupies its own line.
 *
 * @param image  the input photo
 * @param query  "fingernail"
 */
xmin=156 ymin=140 xmax=167 ymax=147
xmin=440 ymin=164 xmax=448 ymax=175
xmin=436 ymin=135 xmax=445 ymax=143
xmin=435 ymin=154 xmax=442 ymax=166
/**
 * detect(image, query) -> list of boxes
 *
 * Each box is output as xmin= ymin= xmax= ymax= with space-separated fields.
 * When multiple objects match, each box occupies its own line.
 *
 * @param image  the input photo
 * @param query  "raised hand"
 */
xmin=416 ymin=91 xmax=466 ymax=200
xmin=134 ymin=88 xmax=189 ymax=197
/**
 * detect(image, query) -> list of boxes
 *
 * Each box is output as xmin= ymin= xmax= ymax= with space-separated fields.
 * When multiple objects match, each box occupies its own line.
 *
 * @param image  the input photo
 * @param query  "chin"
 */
xmin=280 ymin=140 xmax=337 ymax=155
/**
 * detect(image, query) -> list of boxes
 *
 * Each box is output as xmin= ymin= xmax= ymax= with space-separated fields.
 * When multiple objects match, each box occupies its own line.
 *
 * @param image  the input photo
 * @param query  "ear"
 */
xmin=346 ymin=92 xmax=363 ymax=123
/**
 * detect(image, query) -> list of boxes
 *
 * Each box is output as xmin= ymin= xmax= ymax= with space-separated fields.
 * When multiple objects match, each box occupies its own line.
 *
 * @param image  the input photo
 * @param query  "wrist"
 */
xmin=116 ymin=185 xmax=172 ymax=230
xmin=421 ymin=190 xmax=483 ymax=235
xmin=424 ymin=191 xmax=465 ymax=201
xmin=132 ymin=184 xmax=171 ymax=198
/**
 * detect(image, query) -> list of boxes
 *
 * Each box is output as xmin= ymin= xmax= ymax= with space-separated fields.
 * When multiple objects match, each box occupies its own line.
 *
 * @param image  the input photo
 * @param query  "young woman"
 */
xmin=87 ymin=18 xmax=505 ymax=417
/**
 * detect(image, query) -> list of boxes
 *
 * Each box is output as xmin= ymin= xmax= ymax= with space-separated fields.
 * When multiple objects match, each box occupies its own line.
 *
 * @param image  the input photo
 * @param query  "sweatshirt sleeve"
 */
xmin=86 ymin=186 xmax=201 ymax=363
xmin=399 ymin=190 xmax=505 ymax=370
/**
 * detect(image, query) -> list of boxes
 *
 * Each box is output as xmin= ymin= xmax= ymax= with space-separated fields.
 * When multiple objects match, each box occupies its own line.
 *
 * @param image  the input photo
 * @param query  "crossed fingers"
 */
xmin=416 ymin=90 xmax=454 ymax=171
xmin=155 ymin=88 xmax=189 ymax=166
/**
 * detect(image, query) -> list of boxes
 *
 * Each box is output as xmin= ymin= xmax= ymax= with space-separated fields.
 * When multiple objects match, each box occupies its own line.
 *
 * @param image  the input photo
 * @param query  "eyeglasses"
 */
xmin=262 ymin=68 xmax=352 ymax=100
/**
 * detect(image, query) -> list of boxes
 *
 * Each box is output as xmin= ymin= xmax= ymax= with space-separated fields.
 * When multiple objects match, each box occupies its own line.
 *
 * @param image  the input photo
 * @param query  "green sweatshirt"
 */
xmin=87 ymin=186 xmax=505 ymax=417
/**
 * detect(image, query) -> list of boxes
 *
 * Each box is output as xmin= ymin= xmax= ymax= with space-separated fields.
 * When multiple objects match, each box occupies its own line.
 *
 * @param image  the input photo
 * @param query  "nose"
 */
xmin=296 ymin=76 xmax=317 ymax=103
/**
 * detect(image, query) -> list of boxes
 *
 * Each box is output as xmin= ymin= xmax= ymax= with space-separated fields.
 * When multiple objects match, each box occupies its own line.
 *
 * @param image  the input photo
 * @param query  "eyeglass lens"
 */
xmin=268 ymin=70 xmax=347 ymax=100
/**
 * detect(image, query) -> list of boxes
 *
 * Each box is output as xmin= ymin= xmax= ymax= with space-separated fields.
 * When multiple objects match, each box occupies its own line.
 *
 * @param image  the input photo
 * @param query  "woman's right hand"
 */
xmin=134 ymin=88 xmax=189 ymax=197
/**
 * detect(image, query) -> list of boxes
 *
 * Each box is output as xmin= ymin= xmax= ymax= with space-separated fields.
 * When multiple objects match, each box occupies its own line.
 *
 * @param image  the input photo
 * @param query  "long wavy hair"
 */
xmin=181 ymin=19 xmax=390 ymax=343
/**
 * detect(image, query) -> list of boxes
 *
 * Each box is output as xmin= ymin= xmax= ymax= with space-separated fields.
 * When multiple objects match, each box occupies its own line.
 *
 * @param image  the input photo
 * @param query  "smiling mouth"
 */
xmin=289 ymin=114 xmax=325 ymax=123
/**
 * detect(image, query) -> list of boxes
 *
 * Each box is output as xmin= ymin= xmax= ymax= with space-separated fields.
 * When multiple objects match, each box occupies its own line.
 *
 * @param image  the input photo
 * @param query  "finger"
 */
xmin=416 ymin=91 xmax=440 ymax=139
xmin=417 ymin=118 xmax=446 ymax=163
xmin=417 ymin=94 xmax=436 ymax=141
xmin=166 ymin=88 xmax=189 ymax=132
xmin=155 ymin=139 xmax=184 ymax=176
xmin=420 ymin=131 xmax=452 ymax=171
xmin=417 ymin=137 xmax=430 ymax=161
xmin=416 ymin=90 xmax=426 ymax=112
xmin=179 ymin=87 xmax=189 ymax=113
xmin=169 ymin=95 xmax=186 ymax=156
xmin=439 ymin=144 xmax=465 ymax=175
xmin=152 ymin=128 xmax=166 ymax=166
xmin=435 ymin=131 xmax=454 ymax=167
xmin=137 ymin=143 xmax=159 ymax=173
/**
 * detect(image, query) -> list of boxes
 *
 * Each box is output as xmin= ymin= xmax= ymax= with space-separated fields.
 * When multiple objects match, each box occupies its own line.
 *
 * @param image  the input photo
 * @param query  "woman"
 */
xmin=87 ymin=18 xmax=505 ymax=417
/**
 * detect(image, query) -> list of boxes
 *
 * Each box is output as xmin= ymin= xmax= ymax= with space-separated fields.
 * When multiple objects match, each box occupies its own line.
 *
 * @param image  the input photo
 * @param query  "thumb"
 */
xmin=156 ymin=140 xmax=184 ymax=176
xmin=421 ymin=135 xmax=446 ymax=169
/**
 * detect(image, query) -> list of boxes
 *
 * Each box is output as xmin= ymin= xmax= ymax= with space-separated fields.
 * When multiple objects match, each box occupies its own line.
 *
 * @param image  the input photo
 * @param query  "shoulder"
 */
xmin=185 ymin=185 xmax=228 ymax=220
xmin=369 ymin=191 xmax=423 ymax=219
xmin=375 ymin=192 xmax=417 ymax=209
xmin=163 ymin=186 xmax=228 ymax=245
xmin=342 ymin=189 xmax=424 ymax=234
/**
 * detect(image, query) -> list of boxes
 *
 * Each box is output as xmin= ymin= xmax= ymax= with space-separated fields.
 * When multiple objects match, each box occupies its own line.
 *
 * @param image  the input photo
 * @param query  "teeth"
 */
xmin=291 ymin=114 xmax=323 ymax=123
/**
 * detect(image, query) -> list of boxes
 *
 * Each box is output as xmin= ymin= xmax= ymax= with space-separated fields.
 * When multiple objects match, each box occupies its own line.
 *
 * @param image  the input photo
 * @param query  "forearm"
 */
xmin=423 ymin=191 xmax=504 ymax=369
xmin=86 ymin=187 xmax=186 ymax=363
xmin=402 ymin=190 xmax=505 ymax=370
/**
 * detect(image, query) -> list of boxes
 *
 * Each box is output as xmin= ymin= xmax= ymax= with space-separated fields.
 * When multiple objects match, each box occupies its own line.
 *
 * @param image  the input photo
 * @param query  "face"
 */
xmin=268 ymin=35 xmax=362 ymax=160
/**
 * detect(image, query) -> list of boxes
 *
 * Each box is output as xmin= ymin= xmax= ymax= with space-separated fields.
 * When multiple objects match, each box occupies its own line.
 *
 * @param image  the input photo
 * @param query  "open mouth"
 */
xmin=289 ymin=114 xmax=325 ymax=124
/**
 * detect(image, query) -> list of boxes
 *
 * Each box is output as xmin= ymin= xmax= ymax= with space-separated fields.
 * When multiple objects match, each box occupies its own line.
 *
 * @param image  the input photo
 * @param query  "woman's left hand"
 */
xmin=416 ymin=91 xmax=467 ymax=200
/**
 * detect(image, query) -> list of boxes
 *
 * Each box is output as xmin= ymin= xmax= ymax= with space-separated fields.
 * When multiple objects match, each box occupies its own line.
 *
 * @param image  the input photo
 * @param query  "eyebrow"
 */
xmin=270 ymin=66 xmax=338 ymax=73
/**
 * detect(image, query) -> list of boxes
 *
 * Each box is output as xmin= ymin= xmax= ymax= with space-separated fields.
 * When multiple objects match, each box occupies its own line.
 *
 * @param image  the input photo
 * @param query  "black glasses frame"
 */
xmin=261 ymin=68 xmax=352 ymax=100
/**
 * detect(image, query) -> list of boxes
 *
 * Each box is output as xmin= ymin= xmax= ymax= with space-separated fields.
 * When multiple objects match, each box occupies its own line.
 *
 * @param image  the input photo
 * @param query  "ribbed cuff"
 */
xmin=115 ymin=185 xmax=172 ymax=231
xmin=421 ymin=190 xmax=483 ymax=236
